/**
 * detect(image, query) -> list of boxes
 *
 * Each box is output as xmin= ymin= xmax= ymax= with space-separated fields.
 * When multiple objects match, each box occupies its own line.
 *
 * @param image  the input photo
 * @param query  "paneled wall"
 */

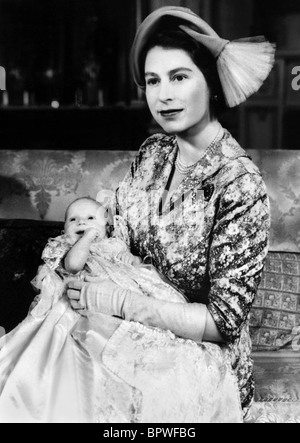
xmin=0 ymin=0 xmax=299 ymax=150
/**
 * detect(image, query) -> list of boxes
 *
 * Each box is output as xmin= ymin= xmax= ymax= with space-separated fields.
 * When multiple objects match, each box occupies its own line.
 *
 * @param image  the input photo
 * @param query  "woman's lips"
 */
xmin=159 ymin=109 xmax=183 ymax=118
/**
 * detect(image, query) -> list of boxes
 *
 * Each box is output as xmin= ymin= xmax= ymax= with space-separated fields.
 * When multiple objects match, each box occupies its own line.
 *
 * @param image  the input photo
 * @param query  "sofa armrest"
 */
xmin=252 ymin=349 xmax=300 ymax=402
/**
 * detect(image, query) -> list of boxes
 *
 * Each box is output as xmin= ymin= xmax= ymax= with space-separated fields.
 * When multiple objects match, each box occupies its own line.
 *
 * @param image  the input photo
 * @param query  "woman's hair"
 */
xmin=141 ymin=25 xmax=226 ymax=119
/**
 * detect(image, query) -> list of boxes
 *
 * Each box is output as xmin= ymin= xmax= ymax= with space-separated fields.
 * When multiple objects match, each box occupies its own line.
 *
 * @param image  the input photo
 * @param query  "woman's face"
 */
xmin=145 ymin=47 xmax=211 ymax=135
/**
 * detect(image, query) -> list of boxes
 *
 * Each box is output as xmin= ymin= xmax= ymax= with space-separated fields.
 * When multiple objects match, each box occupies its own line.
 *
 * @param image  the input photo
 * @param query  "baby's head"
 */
xmin=64 ymin=197 xmax=112 ymax=241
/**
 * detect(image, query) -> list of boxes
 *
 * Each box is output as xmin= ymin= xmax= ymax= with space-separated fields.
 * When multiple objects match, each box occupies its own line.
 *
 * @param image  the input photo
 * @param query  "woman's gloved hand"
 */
xmin=122 ymin=292 xmax=208 ymax=343
xmin=67 ymin=278 xmax=208 ymax=343
xmin=67 ymin=278 xmax=133 ymax=317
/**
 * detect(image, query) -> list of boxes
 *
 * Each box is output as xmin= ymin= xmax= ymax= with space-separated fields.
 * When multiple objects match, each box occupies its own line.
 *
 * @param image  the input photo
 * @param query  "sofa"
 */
xmin=0 ymin=148 xmax=300 ymax=423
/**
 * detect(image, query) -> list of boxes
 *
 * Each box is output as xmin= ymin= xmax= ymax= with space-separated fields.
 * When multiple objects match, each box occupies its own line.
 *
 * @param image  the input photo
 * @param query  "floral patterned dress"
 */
xmin=116 ymin=129 xmax=271 ymax=414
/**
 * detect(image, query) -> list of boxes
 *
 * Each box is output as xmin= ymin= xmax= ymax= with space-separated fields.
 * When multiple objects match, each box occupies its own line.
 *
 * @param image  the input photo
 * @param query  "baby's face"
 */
xmin=64 ymin=199 xmax=107 ymax=241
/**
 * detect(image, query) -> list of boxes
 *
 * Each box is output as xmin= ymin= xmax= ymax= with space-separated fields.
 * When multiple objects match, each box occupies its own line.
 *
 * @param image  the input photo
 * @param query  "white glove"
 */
xmin=78 ymin=280 xmax=131 ymax=317
xmin=72 ymin=280 xmax=207 ymax=342
xmin=122 ymin=292 xmax=208 ymax=343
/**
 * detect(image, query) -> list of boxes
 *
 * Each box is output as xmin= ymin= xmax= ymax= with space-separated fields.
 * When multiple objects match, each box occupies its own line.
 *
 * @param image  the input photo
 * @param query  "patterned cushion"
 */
xmin=250 ymin=252 xmax=300 ymax=351
xmin=0 ymin=219 xmax=63 ymax=333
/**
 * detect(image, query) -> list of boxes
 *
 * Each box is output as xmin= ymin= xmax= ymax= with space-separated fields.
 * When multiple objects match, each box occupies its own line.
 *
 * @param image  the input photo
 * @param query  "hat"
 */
xmin=131 ymin=6 xmax=276 ymax=107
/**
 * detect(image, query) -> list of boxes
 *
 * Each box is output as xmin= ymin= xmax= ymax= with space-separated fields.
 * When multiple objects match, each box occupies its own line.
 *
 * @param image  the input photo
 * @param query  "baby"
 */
xmin=29 ymin=196 xmax=186 ymax=318
xmin=64 ymin=197 xmax=142 ymax=274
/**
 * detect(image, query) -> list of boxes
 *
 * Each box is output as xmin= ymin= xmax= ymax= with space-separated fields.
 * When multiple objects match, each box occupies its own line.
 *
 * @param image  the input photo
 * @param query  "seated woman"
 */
xmin=0 ymin=6 xmax=274 ymax=423
xmin=68 ymin=6 xmax=274 ymax=419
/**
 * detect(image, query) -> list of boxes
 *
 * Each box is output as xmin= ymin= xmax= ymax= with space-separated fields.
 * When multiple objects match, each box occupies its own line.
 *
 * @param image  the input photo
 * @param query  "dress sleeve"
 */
xmin=41 ymin=235 xmax=73 ymax=276
xmin=208 ymin=172 xmax=270 ymax=343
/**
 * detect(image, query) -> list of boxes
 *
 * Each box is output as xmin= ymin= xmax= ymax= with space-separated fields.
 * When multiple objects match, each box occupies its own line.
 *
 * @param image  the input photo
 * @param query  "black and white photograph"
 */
xmin=0 ymin=0 xmax=300 ymax=426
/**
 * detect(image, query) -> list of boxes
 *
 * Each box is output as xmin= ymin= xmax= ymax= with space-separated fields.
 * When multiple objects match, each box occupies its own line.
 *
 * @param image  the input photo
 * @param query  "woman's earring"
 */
xmin=212 ymin=95 xmax=219 ymax=102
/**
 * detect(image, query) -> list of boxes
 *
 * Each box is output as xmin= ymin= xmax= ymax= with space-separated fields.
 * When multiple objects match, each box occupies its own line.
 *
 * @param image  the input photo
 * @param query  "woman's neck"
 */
xmin=176 ymin=119 xmax=222 ymax=165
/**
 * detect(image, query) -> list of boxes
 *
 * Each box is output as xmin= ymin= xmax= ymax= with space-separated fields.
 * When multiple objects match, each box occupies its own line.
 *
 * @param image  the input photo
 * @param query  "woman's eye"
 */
xmin=70 ymin=218 xmax=76 ymax=222
xmin=146 ymin=78 xmax=159 ymax=86
xmin=88 ymin=216 xmax=95 ymax=220
xmin=173 ymin=74 xmax=187 ymax=83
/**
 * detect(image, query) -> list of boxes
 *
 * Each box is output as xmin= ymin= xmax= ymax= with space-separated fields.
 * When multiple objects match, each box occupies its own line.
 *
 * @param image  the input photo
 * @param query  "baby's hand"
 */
xmin=116 ymin=251 xmax=142 ymax=266
xmin=83 ymin=227 xmax=102 ymax=241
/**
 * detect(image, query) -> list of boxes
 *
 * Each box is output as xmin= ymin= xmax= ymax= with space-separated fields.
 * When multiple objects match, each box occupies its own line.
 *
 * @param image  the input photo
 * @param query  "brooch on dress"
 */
xmin=202 ymin=184 xmax=215 ymax=202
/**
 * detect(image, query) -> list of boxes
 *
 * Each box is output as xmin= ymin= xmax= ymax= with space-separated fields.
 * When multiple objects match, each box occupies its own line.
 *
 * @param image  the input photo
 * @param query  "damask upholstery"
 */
xmin=0 ymin=150 xmax=136 ymax=221
xmin=249 ymin=149 xmax=300 ymax=254
xmin=0 ymin=149 xmax=300 ymax=253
